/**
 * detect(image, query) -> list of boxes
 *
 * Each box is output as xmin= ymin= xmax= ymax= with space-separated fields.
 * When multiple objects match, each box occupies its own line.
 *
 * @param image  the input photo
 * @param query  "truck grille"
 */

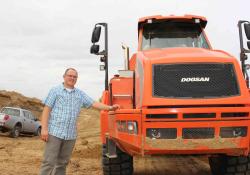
xmin=182 ymin=128 xmax=215 ymax=139
xmin=146 ymin=127 xmax=248 ymax=140
xmin=146 ymin=114 xmax=177 ymax=119
xmin=183 ymin=113 xmax=216 ymax=119
xmin=221 ymin=112 xmax=249 ymax=118
xmin=153 ymin=63 xmax=239 ymax=98
xmin=146 ymin=128 xmax=177 ymax=139
xmin=220 ymin=127 xmax=247 ymax=138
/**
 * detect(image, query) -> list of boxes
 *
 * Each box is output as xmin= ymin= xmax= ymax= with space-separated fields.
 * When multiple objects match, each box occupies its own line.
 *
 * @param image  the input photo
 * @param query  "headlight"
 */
xmin=127 ymin=121 xmax=138 ymax=134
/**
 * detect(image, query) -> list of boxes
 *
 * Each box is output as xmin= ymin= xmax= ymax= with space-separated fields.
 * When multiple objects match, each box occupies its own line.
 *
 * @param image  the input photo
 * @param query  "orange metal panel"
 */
xmin=106 ymin=109 xmax=250 ymax=156
xmin=138 ymin=15 xmax=207 ymax=28
xmin=129 ymin=53 xmax=136 ymax=70
xmin=100 ymin=91 xmax=110 ymax=144
xmin=142 ymin=120 xmax=250 ymax=156
xmin=110 ymin=77 xmax=133 ymax=109
xmin=133 ymin=49 xmax=250 ymax=107
xmin=142 ymin=107 xmax=250 ymax=121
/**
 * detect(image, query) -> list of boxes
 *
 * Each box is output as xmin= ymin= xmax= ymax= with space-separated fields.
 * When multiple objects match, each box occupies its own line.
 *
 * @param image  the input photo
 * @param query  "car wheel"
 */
xmin=10 ymin=125 xmax=21 ymax=138
xmin=35 ymin=127 xmax=41 ymax=136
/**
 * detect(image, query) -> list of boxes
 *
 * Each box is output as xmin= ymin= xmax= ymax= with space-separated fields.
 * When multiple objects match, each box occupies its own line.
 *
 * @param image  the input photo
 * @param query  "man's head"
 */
xmin=63 ymin=68 xmax=78 ymax=88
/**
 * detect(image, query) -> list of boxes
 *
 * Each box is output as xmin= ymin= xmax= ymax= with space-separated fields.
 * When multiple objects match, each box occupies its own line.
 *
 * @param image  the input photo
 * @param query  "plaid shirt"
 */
xmin=43 ymin=84 xmax=94 ymax=140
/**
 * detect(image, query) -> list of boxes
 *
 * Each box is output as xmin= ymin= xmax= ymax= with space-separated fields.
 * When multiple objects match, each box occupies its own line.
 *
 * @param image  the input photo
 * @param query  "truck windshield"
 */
xmin=142 ymin=22 xmax=210 ymax=50
xmin=1 ymin=108 xmax=20 ymax=116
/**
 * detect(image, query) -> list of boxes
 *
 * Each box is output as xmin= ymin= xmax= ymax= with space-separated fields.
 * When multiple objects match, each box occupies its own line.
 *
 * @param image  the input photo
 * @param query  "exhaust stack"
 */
xmin=122 ymin=43 xmax=130 ymax=70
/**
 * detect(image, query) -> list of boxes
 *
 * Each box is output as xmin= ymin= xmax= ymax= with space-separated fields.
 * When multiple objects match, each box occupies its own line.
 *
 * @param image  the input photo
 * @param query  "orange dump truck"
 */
xmin=90 ymin=15 xmax=250 ymax=175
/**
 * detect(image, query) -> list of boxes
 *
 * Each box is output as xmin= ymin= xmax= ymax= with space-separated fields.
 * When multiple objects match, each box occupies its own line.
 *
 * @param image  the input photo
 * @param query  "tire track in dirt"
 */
xmin=134 ymin=155 xmax=212 ymax=175
xmin=0 ymin=108 xmax=213 ymax=175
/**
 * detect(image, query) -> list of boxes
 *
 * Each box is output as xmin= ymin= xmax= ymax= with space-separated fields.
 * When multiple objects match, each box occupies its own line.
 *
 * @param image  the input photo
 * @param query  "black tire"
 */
xmin=209 ymin=155 xmax=250 ymax=175
xmin=102 ymin=144 xmax=133 ymax=175
xmin=10 ymin=124 xmax=21 ymax=138
xmin=209 ymin=156 xmax=226 ymax=175
xmin=35 ymin=127 xmax=41 ymax=136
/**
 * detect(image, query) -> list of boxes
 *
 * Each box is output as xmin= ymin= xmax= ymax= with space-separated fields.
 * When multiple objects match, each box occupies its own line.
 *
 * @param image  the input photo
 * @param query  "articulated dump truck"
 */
xmin=90 ymin=15 xmax=250 ymax=175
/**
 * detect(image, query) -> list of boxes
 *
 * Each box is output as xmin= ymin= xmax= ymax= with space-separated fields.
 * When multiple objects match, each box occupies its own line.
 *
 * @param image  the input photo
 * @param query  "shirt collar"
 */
xmin=61 ymin=83 xmax=76 ymax=92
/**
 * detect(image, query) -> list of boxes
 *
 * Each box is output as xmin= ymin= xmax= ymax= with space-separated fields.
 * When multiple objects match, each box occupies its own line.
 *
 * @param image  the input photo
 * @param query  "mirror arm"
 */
xmin=97 ymin=50 xmax=107 ymax=56
xmin=243 ymin=49 xmax=250 ymax=53
xmin=244 ymin=65 xmax=250 ymax=88
xmin=240 ymin=52 xmax=248 ymax=61
xmin=91 ymin=22 xmax=109 ymax=91
xmin=97 ymin=23 xmax=107 ymax=27
xmin=238 ymin=20 xmax=250 ymax=78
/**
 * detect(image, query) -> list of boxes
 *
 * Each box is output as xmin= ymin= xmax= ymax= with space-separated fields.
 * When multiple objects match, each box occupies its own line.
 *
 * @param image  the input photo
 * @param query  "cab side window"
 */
xmin=12 ymin=109 xmax=20 ymax=117
xmin=2 ymin=108 xmax=20 ymax=117
xmin=28 ymin=112 xmax=35 ymax=120
xmin=23 ymin=111 xmax=30 ymax=119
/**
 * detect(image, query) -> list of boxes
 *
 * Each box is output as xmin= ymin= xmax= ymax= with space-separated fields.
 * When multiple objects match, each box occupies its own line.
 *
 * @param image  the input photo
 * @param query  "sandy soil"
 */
xmin=0 ymin=91 xmax=212 ymax=175
xmin=134 ymin=155 xmax=211 ymax=175
xmin=0 ymin=109 xmax=102 ymax=175
xmin=0 ymin=107 xmax=213 ymax=175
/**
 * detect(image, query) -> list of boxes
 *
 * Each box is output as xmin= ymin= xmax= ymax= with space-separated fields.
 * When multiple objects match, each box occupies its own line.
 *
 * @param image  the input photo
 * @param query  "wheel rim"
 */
xmin=37 ymin=128 xmax=41 ymax=136
xmin=15 ymin=126 xmax=20 ymax=137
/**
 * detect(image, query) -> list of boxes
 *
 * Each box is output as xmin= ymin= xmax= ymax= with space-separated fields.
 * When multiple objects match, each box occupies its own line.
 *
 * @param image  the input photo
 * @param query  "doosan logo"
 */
xmin=181 ymin=77 xmax=210 ymax=82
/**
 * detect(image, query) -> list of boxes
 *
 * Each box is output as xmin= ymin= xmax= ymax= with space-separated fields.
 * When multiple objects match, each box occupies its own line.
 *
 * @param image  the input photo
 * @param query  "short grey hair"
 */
xmin=64 ymin=68 xmax=78 ymax=76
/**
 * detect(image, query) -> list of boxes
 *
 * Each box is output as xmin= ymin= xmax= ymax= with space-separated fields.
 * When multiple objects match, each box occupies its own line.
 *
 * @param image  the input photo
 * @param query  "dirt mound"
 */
xmin=0 ymin=90 xmax=43 ymax=119
xmin=73 ymin=143 xmax=102 ymax=159
xmin=0 ymin=90 xmax=212 ymax=175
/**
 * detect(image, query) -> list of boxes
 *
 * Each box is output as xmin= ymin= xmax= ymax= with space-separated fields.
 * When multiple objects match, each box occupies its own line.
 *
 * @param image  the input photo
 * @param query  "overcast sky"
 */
xmin=0 ymin=0 xmax=249 ymax=100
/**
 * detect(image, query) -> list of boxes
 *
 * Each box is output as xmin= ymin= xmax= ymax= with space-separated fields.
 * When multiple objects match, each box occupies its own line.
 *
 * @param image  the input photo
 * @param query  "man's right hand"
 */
xmin=41 ymin=128 xmax=49 ymax=142
xmin=40 ymin=106 xmax=51 ymax=142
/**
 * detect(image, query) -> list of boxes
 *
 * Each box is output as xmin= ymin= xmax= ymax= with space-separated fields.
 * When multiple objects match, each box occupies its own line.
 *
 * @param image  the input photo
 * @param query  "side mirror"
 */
xmin=244 ymin=23 xmax=250 ymax=40
xmin=90 ymin=44 xmax=100 ymax=54
xmin=91 ymin=26 xmax=101 ymax=43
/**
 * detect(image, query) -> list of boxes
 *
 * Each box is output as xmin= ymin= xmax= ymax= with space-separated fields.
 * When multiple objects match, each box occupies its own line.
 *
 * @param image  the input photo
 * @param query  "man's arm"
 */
xmin=40 ymin=106 xmax=51 ymax=142
xmin=92 ymin=102 xmax=120 ymax=111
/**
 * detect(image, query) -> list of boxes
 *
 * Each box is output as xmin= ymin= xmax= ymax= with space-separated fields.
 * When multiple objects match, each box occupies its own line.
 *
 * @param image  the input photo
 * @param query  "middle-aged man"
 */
xmin=39 ymin=68 xmax=119 ymax=175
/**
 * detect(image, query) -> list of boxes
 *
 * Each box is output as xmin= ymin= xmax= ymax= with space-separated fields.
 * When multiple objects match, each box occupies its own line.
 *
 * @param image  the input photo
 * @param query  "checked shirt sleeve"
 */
xmin=43 ymin=88 xmax=57 ymax=108
xmin=81 ymin=91 xmax=94 ymax=108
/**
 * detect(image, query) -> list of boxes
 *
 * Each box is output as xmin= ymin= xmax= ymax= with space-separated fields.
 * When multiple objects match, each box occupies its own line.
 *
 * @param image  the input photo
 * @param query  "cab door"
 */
xmin=22 ymin=110 xmax=32 ymax=132
xmin=27 ymin=111 xmax=36 ymax=133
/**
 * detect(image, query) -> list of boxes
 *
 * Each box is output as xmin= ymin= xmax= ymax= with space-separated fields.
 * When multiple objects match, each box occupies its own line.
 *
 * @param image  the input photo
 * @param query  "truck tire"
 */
xmin=209 ymin=156 xmax=226 ymax=175
xmin=10 ymin=124 xmax=21 ymax=138
xmin=102 ymin=144 xmax=133 ymax=175
xmin=209 ymin=155 xmax=250 ymax=175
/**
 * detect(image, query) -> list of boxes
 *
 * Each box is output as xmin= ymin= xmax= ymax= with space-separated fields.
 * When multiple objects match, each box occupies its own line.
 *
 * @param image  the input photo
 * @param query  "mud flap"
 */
xmin=105 ymin=137 xmax=117 ymax=158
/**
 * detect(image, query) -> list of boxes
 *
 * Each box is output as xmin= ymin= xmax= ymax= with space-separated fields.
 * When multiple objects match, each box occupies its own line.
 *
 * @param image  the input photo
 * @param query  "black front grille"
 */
xmin=220 ymin=127 xmax=247 ymax=138
xmin=146 ymin=114 xmax=177 ymax=119
xmin=183 ymin=113 xmax=216 ymax=119
xmin=221 ymin=112 xmax=249 ymax=118
xmin=146 ymin=128 xmax=177 ymax=139
xmin=153 ymin=63 xmax=239 ymax=98
xmin=182 ymin=128 xmax=215 ymax=139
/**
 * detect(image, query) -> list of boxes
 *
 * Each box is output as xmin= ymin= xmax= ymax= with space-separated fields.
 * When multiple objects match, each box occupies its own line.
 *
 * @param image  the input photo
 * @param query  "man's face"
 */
xmin=63 ymin=69 xmax=78 ymax=88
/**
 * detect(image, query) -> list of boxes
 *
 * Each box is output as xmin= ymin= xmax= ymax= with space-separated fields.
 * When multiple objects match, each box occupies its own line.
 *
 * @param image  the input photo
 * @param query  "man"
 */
xmin=39 ymin=68 xmax=119 ymax=175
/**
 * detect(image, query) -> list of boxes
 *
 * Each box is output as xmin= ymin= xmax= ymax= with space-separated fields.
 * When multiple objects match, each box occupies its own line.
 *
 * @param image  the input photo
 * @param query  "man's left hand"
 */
xmin=109 ymin=104 xmax=120 ymax=111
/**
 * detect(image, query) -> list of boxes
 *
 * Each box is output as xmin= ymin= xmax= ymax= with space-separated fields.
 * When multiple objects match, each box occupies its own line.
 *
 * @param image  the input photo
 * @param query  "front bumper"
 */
xmin=109 ymin=107 xmax=250 ymax=156
xmin=143 ymin=120 xmax=250 ymax=156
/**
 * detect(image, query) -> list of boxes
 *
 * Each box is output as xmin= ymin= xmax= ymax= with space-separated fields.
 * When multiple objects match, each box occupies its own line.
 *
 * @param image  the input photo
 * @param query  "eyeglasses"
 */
xmin=66 ymin=74 xmax=78 ymax=79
